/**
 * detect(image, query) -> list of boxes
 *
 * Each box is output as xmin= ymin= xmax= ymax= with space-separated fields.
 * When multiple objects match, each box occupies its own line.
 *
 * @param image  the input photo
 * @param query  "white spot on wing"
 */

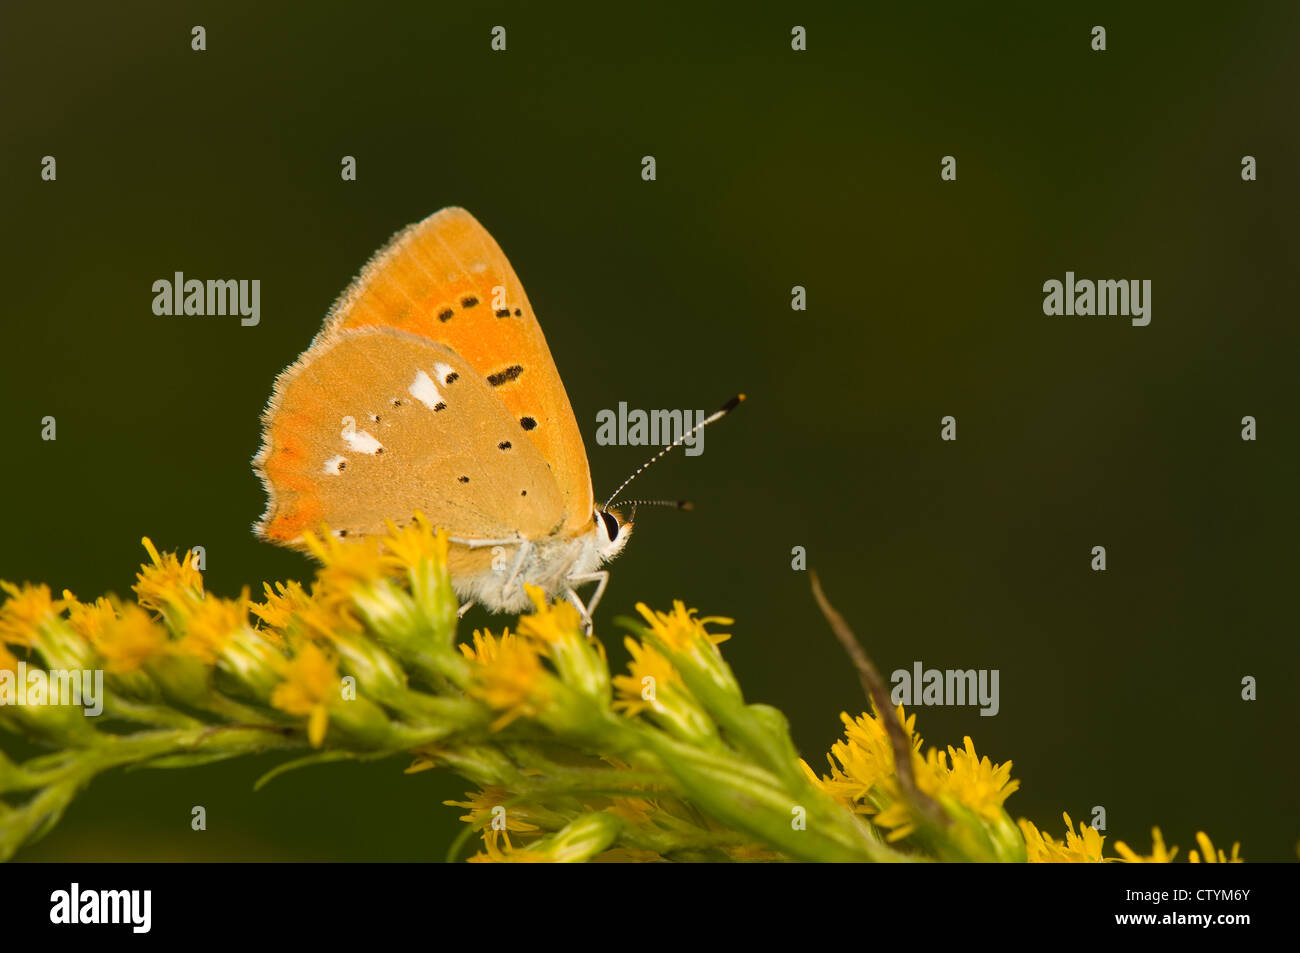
xmin=323 ymin=455 xmax=347 ymax=475
xmin=470 ymin=261 xmax=487 ymax=274
xmin=409 ymin=369 xmax=444 ymax=411
xmin=342 ymin=429 xmax=383 ymax=454
xmin=433 ymin=362 xmax=456 ymax=384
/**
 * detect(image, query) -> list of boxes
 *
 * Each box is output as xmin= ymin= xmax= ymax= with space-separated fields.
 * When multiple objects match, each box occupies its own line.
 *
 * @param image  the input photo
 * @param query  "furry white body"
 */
xmin=452 ymin=510 xmax=632 ymax=622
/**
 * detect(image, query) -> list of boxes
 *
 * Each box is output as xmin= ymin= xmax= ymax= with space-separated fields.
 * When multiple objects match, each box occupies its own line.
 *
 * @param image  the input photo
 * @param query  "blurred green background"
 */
xmin=2 ymin=1 xmax=1296 ymax=861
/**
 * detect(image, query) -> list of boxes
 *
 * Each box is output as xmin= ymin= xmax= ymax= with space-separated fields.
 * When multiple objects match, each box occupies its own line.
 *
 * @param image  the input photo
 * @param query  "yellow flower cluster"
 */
xmin=1018 ymin=815 xmax=1241 ymax=864
xmin=0 ymin=516 xmax=1249 ymax=863
xmin=807 ymin=705 xmax=1242 ymax=863
xmin=805 ymin=705 xmax=1021 ymax=856
xmin=446 ymin=597 xmax=781 ymax=861
xmin=459 ymin=628 xmax=550 ymax=729
xmin=0 ymin=517 xmax=450 ymax=753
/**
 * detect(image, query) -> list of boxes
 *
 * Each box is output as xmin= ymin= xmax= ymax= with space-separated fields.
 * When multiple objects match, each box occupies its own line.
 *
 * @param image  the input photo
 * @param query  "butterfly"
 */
xmin=253 ymin=207 xmax=741 ymax=632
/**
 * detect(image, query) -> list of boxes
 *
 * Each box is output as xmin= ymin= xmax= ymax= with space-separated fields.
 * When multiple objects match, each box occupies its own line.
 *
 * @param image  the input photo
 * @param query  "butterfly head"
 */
xmin=594 ymin=507 xmax=633 ymax=561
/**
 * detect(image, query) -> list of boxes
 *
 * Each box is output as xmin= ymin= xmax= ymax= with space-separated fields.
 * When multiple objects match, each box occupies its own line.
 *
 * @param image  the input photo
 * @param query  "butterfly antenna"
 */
xmin=617 ymin=499 xmax=694 ymax=511
xmin=603 ymin=394 xmax=745 ymax=512
xmin=623 ymin=499 xmax=693 ymax=525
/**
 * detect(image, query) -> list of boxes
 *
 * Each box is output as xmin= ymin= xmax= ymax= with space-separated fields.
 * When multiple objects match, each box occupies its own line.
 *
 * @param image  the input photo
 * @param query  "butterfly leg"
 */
xmin=501 ymin=540 xmax=532 ymax=600
xmin=566 ymin=571 xmax=610 ymax=636
xmin=449 ymin=536 xmax=525 ymax=549
xmin=564 ymin=589 xmax=595 ymax=637
xmin=457 ymin=601 xmax=475 ymax=619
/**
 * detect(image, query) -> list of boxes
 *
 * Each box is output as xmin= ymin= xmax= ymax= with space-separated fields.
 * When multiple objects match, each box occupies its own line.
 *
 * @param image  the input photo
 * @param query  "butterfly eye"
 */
xmin=599 ymin=511 xmax=619 ymax=542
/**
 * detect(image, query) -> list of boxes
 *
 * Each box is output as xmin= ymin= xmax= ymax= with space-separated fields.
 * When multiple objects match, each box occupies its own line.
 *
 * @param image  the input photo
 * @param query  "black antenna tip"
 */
xmin=678 ymin=500 xmax=694 ymax=511
xmin=720 ymin=393 xmax=746 ymax=413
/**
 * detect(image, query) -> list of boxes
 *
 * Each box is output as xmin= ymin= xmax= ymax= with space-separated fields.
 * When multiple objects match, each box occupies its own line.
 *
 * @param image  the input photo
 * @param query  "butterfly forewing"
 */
xmin=319 ymin=207 xmax=593 ymax=535
xmin=255 ymin=327 xmax=567 ymax=545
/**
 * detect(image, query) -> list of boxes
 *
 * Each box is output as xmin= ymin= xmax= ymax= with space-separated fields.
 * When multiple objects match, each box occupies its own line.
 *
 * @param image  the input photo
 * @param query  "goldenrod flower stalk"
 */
xmin=0 ymin=517 xmax=1243 ymax=863
xmin=613 ymin=637 xmax=716 ymax=744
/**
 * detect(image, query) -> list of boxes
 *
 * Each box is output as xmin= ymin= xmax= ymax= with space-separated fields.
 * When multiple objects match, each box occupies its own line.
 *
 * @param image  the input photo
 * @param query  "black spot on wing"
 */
xmin=487 ymin=365 xmax=523 ymax=386
xmin=461 ymin=296 xmax=479 ymax=308
xmin=520 ymin=416 xmax=537 ymax=431
xmin=438 ymin=308 xmax=454 ymax=322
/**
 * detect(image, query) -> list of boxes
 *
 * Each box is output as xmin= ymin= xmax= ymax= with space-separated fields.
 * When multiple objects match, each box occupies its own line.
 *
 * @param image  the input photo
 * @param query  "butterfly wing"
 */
xmin=317 ymin=207 xmax=593 ymax=536
xmin=254 ymin=327 xmax=568 ymax=546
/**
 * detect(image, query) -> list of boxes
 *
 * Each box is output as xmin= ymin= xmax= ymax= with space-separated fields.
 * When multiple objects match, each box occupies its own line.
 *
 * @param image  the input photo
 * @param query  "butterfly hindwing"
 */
xmin=318 ymin=207 xmax=594 ymax=536
xmin=254 ymin=327 xmax=568 ymax=545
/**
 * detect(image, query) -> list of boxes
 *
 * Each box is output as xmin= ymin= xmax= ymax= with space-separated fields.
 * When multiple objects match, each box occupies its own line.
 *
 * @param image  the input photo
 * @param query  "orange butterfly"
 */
xmin=253 ymin=208 xmax=740 ymax=630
